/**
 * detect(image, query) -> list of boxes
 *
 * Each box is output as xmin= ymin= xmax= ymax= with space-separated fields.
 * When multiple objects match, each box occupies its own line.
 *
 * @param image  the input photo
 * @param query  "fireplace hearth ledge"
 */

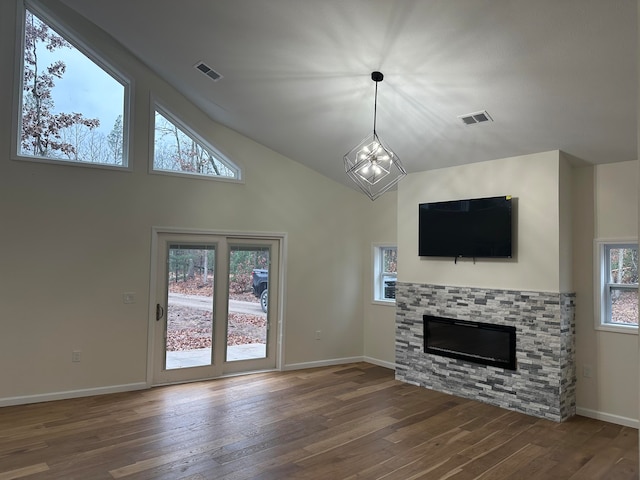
xmin=395 ymin=282 xmax=576 ymax=422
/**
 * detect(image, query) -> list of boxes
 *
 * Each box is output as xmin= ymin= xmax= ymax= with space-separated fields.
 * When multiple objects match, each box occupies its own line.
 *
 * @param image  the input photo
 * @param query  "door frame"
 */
xmin=147 ymin=227 xmax=287 ymax=386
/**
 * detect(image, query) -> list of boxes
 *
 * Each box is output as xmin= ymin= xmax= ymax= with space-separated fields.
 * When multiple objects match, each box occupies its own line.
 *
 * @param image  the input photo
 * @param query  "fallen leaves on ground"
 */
xmin=166 ymin=305 xmax=266 ymax=351
xmin=611 ymin=292 xmax=638 ymax=324
xmin=165 ymin=275 xmax=266 ymax=350
xmin=168 ymin=274 xmax=256 ymax=302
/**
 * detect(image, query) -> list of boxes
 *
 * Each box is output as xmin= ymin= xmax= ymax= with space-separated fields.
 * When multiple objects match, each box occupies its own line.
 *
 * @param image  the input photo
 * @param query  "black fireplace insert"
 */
xmin=423 ymin=315 xmax=517 ymax=370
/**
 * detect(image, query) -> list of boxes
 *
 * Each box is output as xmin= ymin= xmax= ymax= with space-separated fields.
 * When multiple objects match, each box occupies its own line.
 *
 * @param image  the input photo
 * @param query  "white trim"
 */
xmin=149 ymin=96 xmax=243 ymax=183
xmin=151 ymin=226 xmax=288 ymax=241
xmin=593 ymin=238 xmax=638 ymax=334
xmin=152 ymin=368 xmax=280 ymax=388
xmin=372 ymin=299 xmax=397 ymax=307
xmin=11 ymin=155 xmax=134 ymax=172
xmin=147 ymin=227 xmax=287 ymax=385
xmin=10 ymin=0 xmax=26 ymax=162
xmin=595 ymin=323 xmax=638 ymax=335
xmin=276 ymin=234 xmax=288 ymax=372
xmin=372 ymin=243 xmax=397 ymax=304
xmin=363 ymin=356 xmax=396 ymax=370
xmin=0 ymin=382 xmax=148 ymax=408
xmin=24 ymin=0 xmax=130 ymax=87
xmin=576 ymin=407 xmax=639 ymax=429
xmin=146 ymin=229 xmax=160 ymax=384
xmin=283 ymin=356 xmax=364 ymax=371
xmin=594 ymin=237 xmax=639 ymax=244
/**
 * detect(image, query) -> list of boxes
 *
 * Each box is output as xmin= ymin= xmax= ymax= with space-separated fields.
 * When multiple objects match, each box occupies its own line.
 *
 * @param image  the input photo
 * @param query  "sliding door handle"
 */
xmin=156 ymin=304 xmax=164 ymax=321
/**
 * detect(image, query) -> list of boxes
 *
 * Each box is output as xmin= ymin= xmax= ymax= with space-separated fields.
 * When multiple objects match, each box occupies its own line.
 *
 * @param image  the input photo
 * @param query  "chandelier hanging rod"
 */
xmin=371 ymin=71 xmax=383 ymax=136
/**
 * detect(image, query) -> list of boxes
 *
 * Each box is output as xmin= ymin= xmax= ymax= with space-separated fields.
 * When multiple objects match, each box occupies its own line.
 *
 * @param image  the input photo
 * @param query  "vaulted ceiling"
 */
xmin=61 ymin=0 xmax=637 ymax=190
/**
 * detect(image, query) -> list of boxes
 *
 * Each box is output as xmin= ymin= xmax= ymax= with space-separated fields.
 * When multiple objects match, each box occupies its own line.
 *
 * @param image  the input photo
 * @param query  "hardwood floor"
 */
xmin=0 ymin=363 xmax=637 ymax=480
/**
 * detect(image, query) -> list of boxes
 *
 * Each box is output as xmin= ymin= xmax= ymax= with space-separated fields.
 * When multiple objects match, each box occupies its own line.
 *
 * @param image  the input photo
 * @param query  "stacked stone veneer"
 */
xmin=395 ymin=282 xmax=576 ymax=422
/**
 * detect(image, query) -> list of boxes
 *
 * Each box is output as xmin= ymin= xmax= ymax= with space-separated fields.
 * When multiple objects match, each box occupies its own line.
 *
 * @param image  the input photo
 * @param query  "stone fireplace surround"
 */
xmin=395 ymin=282 xmax=576 ymax=422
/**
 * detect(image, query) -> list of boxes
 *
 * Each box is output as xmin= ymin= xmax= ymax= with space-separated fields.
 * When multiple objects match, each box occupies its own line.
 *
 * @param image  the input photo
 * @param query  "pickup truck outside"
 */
xmin=251 ymin=268 xmax=268 ymax=312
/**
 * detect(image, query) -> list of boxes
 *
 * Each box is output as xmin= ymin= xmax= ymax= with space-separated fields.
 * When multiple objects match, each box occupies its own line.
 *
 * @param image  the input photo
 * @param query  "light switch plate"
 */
xmin=123 ymin=292 xmax=136 ymax=304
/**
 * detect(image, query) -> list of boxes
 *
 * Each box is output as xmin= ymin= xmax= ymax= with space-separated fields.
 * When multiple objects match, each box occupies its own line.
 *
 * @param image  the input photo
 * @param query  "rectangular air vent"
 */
xmin=458 ymin=110 xmax=493 ymax=125
xmin=194 ymin=61 xmax=223 ymax=82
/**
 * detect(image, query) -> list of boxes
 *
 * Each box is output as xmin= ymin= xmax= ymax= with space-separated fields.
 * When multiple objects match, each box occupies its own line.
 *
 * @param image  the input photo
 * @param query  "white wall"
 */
xmin=0 ymin=0 xmax=372 ymax=402
xmin=559 ymin=154 xmax=574 ymax=293
xmin=397 ymin=150 xmax=564 ymax=293
xmin=595 ymin=162 xmax=639 ymax=239
xmin=362 ymin=191 xmax=398 ymax=367
xmin=574 ymin=160 xmax=639 ymax=426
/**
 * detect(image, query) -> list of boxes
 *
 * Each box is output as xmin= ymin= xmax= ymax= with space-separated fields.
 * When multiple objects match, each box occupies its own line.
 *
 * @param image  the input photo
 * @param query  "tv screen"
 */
xmin=418 ymin=196 xmax=513 ymax=258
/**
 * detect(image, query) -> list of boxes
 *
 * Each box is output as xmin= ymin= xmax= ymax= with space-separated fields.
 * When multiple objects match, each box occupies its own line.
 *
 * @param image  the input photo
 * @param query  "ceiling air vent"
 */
xmin=458 ymin=110 xmax=493 ymax=125
xmin=194 ymin=61 xmax=223 ymax=82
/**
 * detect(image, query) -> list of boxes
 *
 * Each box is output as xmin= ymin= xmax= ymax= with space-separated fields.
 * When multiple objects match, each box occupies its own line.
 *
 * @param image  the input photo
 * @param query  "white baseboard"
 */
xmin=0 ymin=358 xmax=393 ymax=406
xmin=363 ymin=356 xmax=396 ymax=370
xmin=283 ymin=356 xmax=365 ymax=371
xmin=576 ymin=407 xmax=639 ymax=428
xmin=283 ymin=356 xmax=397 ymax=372
xmin=0 ymin=382 xmax=149 ymax=408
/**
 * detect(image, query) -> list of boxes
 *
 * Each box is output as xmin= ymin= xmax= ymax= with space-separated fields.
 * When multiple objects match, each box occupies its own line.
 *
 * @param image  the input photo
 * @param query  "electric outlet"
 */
xmin=72 ymin=351 xmax=81 ymax=363
xmin=315 ymin=330 xmax=321 ymax=340
xmin=123 ymin=292 xmax=136 ymax=304
xmin=583 ymin=364 xmax=593 ymax=378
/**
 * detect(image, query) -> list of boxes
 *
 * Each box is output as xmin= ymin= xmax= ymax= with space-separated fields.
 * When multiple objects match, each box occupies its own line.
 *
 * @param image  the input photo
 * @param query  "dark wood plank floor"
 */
xmin=0 ymin=363 xmax=637 ymax=479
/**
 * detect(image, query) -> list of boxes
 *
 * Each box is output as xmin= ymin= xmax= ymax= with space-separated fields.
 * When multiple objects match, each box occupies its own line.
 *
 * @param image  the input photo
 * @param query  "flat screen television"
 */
xmin=418 ymin=195 xmax=513 ymax=258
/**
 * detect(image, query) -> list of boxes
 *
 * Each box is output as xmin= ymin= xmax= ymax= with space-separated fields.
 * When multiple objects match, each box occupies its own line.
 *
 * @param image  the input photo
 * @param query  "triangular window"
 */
xmin=153 ymin=105 xmax=241 ymax=181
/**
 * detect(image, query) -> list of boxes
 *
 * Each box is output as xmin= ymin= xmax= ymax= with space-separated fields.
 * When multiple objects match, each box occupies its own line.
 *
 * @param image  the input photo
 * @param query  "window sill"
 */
xmin=372 ymin=299 xmax=396 ymax=307
xmin=13 ymin=153 xmax=132 ymax=172
xmin=149 ymin=168 xmax=244 ymax=184
xmin=595 ymin=323 xmax=638 ymax=335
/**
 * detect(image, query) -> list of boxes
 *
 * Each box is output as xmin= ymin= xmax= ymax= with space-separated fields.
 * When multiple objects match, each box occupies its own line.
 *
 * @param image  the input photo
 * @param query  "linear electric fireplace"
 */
xmin=397 ymin=283 xmax=576 ymax=421
xmin=424 ymin=315 xmax=517 ymax=370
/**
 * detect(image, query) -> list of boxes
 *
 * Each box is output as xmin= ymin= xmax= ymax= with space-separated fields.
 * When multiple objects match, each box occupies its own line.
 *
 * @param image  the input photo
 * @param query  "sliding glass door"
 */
xmin=152 ymin=233 xmax=279 ymax=384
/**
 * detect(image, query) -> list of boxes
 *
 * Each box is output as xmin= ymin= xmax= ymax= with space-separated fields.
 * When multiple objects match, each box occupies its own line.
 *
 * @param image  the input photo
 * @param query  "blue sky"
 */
xmin=35 ymin=37 xmax=124 ymax=136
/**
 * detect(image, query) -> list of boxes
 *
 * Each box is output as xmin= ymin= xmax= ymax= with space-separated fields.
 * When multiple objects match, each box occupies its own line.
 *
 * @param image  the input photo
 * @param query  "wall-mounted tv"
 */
xmin=418 ymin=195 xmax=513 ymax=258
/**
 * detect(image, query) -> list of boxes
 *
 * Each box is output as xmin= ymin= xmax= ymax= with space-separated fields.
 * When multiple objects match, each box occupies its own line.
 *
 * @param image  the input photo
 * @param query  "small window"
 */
xmin=597 ymin=242 xmax=638 ymax=332
xmin=373 ymin=245 xmax=397 ymax=303
xmin=152 ymin=105 xmax=241 ymax=181
xmin=16 ymin=4 xmax=129 ymax=167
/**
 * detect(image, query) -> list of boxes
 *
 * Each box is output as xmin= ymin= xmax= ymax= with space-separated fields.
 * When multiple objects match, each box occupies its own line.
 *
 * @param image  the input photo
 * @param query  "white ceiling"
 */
xmin=60 ymin=0 xmax=637 ymax=190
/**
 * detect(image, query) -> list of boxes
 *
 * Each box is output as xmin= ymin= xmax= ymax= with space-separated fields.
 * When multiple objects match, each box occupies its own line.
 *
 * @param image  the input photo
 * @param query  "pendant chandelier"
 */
xmin=344 ymin=71 xmax=406 ymax=201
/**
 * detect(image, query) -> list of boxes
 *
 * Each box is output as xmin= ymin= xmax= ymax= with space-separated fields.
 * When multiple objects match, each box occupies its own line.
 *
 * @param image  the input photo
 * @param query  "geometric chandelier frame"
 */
xmin=344 ymin=71 xmax=407 ymax=201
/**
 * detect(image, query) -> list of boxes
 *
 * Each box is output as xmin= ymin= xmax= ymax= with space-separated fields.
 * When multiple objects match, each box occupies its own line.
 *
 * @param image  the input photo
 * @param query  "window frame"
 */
xmin=372 ymin=244 xmax=397 ymax=306
xmin=595 ymin=239 xmax=638 ymax=334
xmin=150 ymin=100 xmax=243 ymax=183
xmin=11 ymin=0 xmax=133 ymax=171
